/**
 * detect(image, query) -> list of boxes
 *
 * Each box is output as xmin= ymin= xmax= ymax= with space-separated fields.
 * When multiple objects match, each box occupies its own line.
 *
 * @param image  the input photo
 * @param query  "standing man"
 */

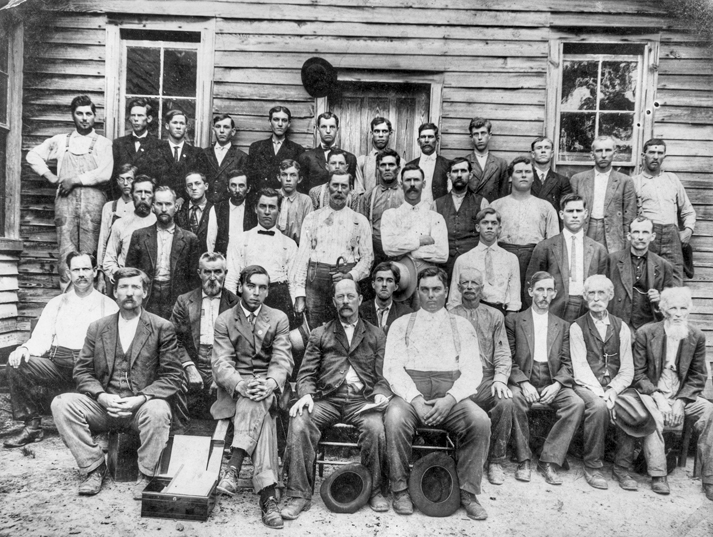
xmin=206 ymin=170 xmax=257 ymax=255
xmin=112 ymin=98 xmax=158 ymax=183
xmin=450 ymin=268 xmax=515 ymax=486
xmin=359 ymin=261 xmax=413 ymax=333
xmin=298 ymin=112 xmax=357 ymax=194
xmin=506 ymin=271 xmax=584 ymax=485
xmin=125 ymin=186 xmax=201 ymax=319
xmin=407 ymin=123 xmax=450 ymax=205
xmin=4 ymin=252 xmax=119 ymax=448
xmin=27 ymin=95 xmax=113 ymax=288
xmin=291 ymin=171 xmax=373 ymax=330
xmin=526 ymin=194 xmax=609 ymax=322
xmin=211 ymin=265 xmax=293 ymax=527
xmin=175 ymin=172 xmax=212 ymax=254
xmin=607 ymin=217 xmax=675 ymax=331
xmin=570 ymin=136 xmax=637 ymax=253
xmin=356 ymin=117 xmax=393 ymax=194
xmin=464 ymin=117 xmax=509 ymax=203
xmin=248 ymin=106 xmax=304 ymax=192
xmin=530 ymin=136 xmax=573 ymax=217
xmin=434 ymin=157 xmax=489 ymax=278
xmin=51 ymin=267 xmax=184 ymax=498
xmin=383 ymin=267 xmax=490 ymax=520
xmin=281 ymin=279 xmax=391 ymax=519
xmin=448 ymin=208 xmax=520 ymax=313
xmin=309 ymin=149 xmax=358 ymax=210
xmin=203 ymin=114 xmax=248 ymax=203
xmin=277 ymin=159 xmax=313 ymax=245
xmin=632 ymin=138 xmax=696 ymax=284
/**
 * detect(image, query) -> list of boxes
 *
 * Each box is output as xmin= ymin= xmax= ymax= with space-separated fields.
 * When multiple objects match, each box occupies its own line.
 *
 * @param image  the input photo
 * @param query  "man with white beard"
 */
xmin=633 ymin=287 xmax=713 ymax=500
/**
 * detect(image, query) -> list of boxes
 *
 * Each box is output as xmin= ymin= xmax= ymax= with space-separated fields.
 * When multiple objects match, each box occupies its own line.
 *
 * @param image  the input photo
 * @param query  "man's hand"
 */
xmin=669 ymin=399 xmax=685 ymax=427
xmin=185 ymin=364 xmax=204 ymax=391
xmin=679 ymin=228 xmax=693 ymax=245
xmin=647 ymin=289 xmax=661 ymax=305
xmin=653 ymin=392 xmax=672 ymax=424
xmin=491 ymin=381 xmax=512 ymax=399
xmin=111 ymin=395 xmax=147 ymax=417
xmin=235 ymin=379 xmax=251 ymax=399
xmin=175 ymin=198 xmax=185 ymax=211
xmin=520 ymin=381 xmax=539 ymax=404
xmin=8 ymin=346 xmax=30 ymax=368
xmin=424 ymin=394 xmax=456 ymax=426
xmin=603 ymin=389 xmax=618 ymax=421
xmin=289 ymin=394 xmax=314 ymax=417
xmin=96 ymin=274 xmax=107 ymax=295
xmin=57 ymin=175 xmax=78 ymax=197
xmin=419 ymin=235 xmax=435 ymax=246
xmin=539 ymin=382 xmax=561 ymax=405
xmin=251 ymin=377 xmax=278 ymax=402
xmin=294 ymin=297 xmax=305 ymax=314
xmin=411 ymin=396 xmax=432 ymax=423
xmin=372 ymin=394 xmax=390 ymax=412
xmin=98 ymin=393 xmax=127 ymax=418
xmin=331 ymin=271 xmax=353 ymax=283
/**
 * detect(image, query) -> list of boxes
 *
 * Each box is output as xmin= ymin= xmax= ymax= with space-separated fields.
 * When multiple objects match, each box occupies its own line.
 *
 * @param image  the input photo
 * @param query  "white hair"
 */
xmin=660 ymin=287 xmax=692 ymax=313
xmin=583 ymin=274 xmax=614 ymax=296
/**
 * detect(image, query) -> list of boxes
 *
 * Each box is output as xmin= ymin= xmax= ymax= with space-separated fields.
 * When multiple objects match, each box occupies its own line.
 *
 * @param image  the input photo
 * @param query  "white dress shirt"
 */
xmin=168 ymin=140 xmax=185 ymax=161
xmin=155 ymin=225 xmax=175 ymax=281
xmin=214 ymin=142 xmax=229 ymax=166
xmin=381 ymin=201 xmax=449 ymax=264
xmin=418 ymin=153 xmax=438 ymax=204
xmin=474 ymin=152 xmax=488 ymax=171
xmin=118 ymin=313 xmax=141 ymax=353
xmin=591 ymin=169 xmax=611 ymax=219
xmin=562 ymin=228 xmax=585 ymax=296
xmin=342 ymin=321 xmax=365 ymax=390
xmin=532 ymin=309 xmax=549 ymax=363
xmin=132 ymin=131 xmax=148 ymax=152
xmin=206 ymin=201 xmax=246 ymax=253
xmin=632 ymin=171 xmax=696 ymax=230
xmin=199 ymin=293 xmax=222 ymax=345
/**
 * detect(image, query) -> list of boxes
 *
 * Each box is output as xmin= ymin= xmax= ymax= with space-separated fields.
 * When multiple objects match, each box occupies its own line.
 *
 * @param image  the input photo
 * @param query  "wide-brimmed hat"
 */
xmin=301 ymin=57 xmax=338 ymax=98
xmin=288 ymin=316 xmax=311 ymax=355
xmin=392 ymin=256 xmax=418 ymax=302
xmin=614 ymin=388 xmax=658 ymax=438
xmin=319 ymin=463 xmax=372 ymax=514
xmin=408 ymin=452 xmax=461 ymax=517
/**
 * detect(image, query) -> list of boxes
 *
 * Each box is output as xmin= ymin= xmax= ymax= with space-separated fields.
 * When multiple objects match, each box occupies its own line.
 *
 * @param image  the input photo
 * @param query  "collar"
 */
xmin=375 ymin=299 xmax=393 ymax=311
xmin=594 ymin=168 xmax=612 ymax=178
xmin=321 ymin=143 xmax=335 ymax=151
xmin=417 ymin=307 xmax=449 ymax=322
xmin=341 ymin=320 xmax=357 ymax=330
xmin=241 ymin=303 xmax=262 ymax=319
xmin=214 ymin=142 xmax=230 ymax=151
xmin=379 ymin=181 xmax=399 ymax=191
xmin=402 ymin=200 xmax=428 ymax=211
xmin=168 ymin=140 xmax=185 ymax=150
xmin=370 ymin=147 xmax=380 ymax=156
xmin=132 ymin=131 xmax=148 ymax=139
xmin=641 ymin=171 xmax=663 ymax=180
xmin=536 ymin=167 xmax=550 ymax=178
xmin=272 ymin=135 xmax=284 ymax=145
xmin=562 ymin=228 xmax=584 ymax=241
xmin=532 ymin=308 xmax=549 ymax=319
xmin=157 ymin=224 xmax=176 ymax=234
xmin=201 ymin=291 xmax=221 ymax=301
xmin=72 ymin=129 xmax=96 ymax=138
xmin=420 ymin=152 xmax=437 ymax=161
xmin=280 ymin=189 xmax=298 ymax=201
xmin=590 ymin=311 xmax=611 ymax=325
xmin=256 ymin=224 xmax=278 ymax=234
xmin=474 ymin=151 xmax=489 ymax=160
xmin=476 ymin=241 xmax=498 ymax=252
xmin=631 ymin=250 xmax=647 ymax=261
xmin=451 ymin=189 xmax=467 ymax=199
xmin=190 ymin=199 xmax=208 ymax=211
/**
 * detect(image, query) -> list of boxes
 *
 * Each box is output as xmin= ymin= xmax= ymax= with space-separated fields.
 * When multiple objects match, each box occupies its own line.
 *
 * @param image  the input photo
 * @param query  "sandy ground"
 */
xmin=1 ymin=395 xmax=713 ymax=537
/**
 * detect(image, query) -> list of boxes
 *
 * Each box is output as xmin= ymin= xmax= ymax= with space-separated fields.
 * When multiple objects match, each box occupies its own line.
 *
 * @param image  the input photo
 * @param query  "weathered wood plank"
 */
xmin=24 ymin=60 xmax=105 ymax=77
xmin=657 ymin=90 xmax=713 ymax=109
xmin=656 ymin=106 xmax=713 ymax=125
xmin=440 ymin=118 xmax=544 ymax=137
xmin=40 ymin=28 xmax=106 ymax=46
xmin=441 ymin=134 xmax=540 ymax=152
xmin=443 ymin=102 xmax=545 ymax=122
xmin=657 ymin=75 xmax=713 ymax=92
xmin=444 ymin=72 xmax=547 ymax=89
xmin=213 ymin=83 xmax=312 ymax=101
xmin=212 ymin=98 xmax=316 ymax=118
xmin=659 ymin=45 xmax=713 ymax=60
xmin=443 ymin=88 xmax=546 ymax=105
xmin=24 ymin=75 xmax=105 ymax=93
xmin=664 ymin=140 xmax=713 ymax=157
xmin=654 ymin=123 xmax=713 ymax=141
xmin=23 ymin=91 xmax=105 ymax=108
xmin=29 ymin=43 xmax=106 ymax=61
xmin=658 ymin=60 xmax=713 ymax=76
xmin=550 ymin=12 xmax=676 ymax=29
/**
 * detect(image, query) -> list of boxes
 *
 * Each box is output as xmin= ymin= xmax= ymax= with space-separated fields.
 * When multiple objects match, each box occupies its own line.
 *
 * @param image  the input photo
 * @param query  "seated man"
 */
xmin=51 ymin=267 xmax=184 ymax=498
xmin=570 ymin=275 xmax=637 ymax=491
xmin=633 ymin=287 xmax=713 ymax=500
xmin=359 ymin=261 xmax=413 ymax=333
xmin=281 ymin=279 xmax=391 ymax=519
xmin=211 ymin=265 xmax=293 ymax=528
xmin=5 ymin=251 xmax=119 ymax=448
xmin=451 ymin=268 xmax=514 ymax=486
xmin=384 ymin=267 xmax=491 ymax=520
xmin=506 ymin=271 xmax=584 ymax=486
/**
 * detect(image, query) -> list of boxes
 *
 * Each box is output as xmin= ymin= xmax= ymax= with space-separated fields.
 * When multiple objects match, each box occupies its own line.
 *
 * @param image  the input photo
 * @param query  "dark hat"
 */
xmin=682 ymin=242 xmax=694 ymax=279
xmin=301 ymin=57 xmax=338 ymax=98
xmin=392 ymin=256 xmax=418 ymax=302
xmin=319 ymin=463 xmax=372 ymax=514
xmin=614 ymin=388 xmax=658 ymax=438
xmin=408 ymin=452 xmax=461 ymax=517
xmin=288 ymin=316 xmax=311 ymax=355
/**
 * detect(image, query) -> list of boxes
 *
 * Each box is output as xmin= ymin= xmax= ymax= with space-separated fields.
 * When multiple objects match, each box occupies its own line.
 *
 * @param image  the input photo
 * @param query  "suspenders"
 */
xmin=404 ymin=312 xmax=461 ymax=360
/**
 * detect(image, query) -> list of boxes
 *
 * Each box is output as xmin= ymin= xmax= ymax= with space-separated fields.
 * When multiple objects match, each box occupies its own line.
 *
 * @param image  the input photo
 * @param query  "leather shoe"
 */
xmin=612 ymin=466 xmax=638 ymax=491
xmin=392 ymin=490 xmax=413 ymax=515
xmin=487 ymin=462 xmax=505 ymax=485
xmin=79 ymin=462 xmax=107 ymax=496
xmin=704 ymin=484 xmax=713 ymax=501
xmin=460 ymin=490 xmax=488 ymax=520
xmin=369 ymin=492 xmax=389 ymax=512
xmin=217 ymin=468 xmax=239 ymax=497
xmin=537 ymin=462 xmax=562 ymax=485
xmin=261 ymin=496 xmax=284 ymax=529
xmin=3 ymin=426 xmax=43 ymax=448
xmin=280 ymin=497 xmax=311 ymax=520
xmin=652 ymin=476 xmax=670 ymax=495
xmin=583 ymin=466 xmax=608 ymax=490
xmin=133 ymin=472 xmax=152 ymax=501
xmin=515 ymin=460 xmax=531 ymax=482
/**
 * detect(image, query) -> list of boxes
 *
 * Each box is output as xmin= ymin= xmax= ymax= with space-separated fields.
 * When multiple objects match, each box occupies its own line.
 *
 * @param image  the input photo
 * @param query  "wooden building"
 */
xmin=0 ymin=0 xmax=711 ymax=381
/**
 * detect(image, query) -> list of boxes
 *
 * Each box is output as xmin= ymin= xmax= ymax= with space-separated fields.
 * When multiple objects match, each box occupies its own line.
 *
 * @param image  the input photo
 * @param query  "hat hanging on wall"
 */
xmin=301 ymin=57 xmax=338 ymax=98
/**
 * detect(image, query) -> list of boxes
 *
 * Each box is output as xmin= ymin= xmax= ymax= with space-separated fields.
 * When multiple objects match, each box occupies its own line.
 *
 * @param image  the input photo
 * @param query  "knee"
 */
xmin=51 ymin=392 xmax=81 ymax=416
xmin=361 ymin=414 xmax=385 ymax=440
xmin=463 ymin=404 xmax=491 ymax=434
xmin=289 ymin=412 xmax=313 ymax=437
xmin=139 ymin=399 xmax=171 ymax=428
xmin=586 ymin=397 xmax=608 ymax=418
xmin=493 ymin=396 xmax=515 ymax=414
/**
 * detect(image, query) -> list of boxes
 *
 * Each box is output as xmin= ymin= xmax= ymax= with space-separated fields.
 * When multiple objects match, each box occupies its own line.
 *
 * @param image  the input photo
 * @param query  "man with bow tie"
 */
xmin=111 ymin=98 xmax=158 ymax=191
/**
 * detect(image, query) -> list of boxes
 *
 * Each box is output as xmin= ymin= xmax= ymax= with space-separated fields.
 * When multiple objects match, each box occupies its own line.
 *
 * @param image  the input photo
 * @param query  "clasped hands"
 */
xmin=236 ymin=377 xmax=278 ymax=402
xmin=520 ymin=380 xmax=561 ymax=405
xmin=654 ymin=392 xmax=685 ymax=427
xmin=413 ymin=394 xmax=456 ymax=427
xmin=97 ymin=393 xmax=146 ymax=418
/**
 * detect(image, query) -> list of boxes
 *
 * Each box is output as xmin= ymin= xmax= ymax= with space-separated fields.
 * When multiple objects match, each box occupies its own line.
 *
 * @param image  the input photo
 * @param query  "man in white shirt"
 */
xmin=206 ymin=170 xmax=257 ymax=255
xmin=26 ymin=95 xmax=113 ymax=288
xmin=5 ymin=251 xmax=119 ymax=448
xmin=356 ymin=116 xmax=393 ymax=194
xmin=406 ymin=123 xmax=450 ymax=204
xmin=383 ymin=267 xmax=490 ymax=520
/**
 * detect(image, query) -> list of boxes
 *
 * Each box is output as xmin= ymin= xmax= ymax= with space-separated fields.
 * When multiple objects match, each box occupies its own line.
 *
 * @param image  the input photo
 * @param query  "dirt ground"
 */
xmin=1 ymin=395 xmax=713 ymax=537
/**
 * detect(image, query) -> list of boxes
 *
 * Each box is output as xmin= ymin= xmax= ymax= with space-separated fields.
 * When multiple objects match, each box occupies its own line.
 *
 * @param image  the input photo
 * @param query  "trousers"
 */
xmin=470 ymin=378 xmax=516 ymax=463
xmin=649 ymin=223 xmax=684 ymax=285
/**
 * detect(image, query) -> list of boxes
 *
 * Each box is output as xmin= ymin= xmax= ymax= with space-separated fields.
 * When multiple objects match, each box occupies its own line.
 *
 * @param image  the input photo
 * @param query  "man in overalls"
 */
xmin=383 ymin=267 xmax=491 ymax=520
xmin=27 ymin=95 xmax=113 ymax=289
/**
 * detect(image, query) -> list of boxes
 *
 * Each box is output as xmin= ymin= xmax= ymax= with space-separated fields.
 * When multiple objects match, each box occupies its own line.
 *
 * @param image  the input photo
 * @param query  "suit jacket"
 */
xmin=407 ymin=155 xmax=450 ymax=201
xmin=532 ymin=169 xmax=573 ymax=217
xmin=74 ymin=310 xmax=184 ymax=400
xmin=633 ymin=321 xmax=708 ymax=404
xmin=175 ymin=200 xmax=213 ymax=254
xmin=297 ymin=318 xmax=391 ymax=400
xmin=570 ymin=169 xmax=637 ymax=252
xmin=359 ymin=300 xmax=413 ymax=334
xmin=142 ymin=141 xmax=208 ymax=198
xmin=506 ymin=307 xmax=574 ymax=388
xmin=125 ymin=224 xmax=201 ymax=307
xmin=298 ymin=146 xmax=358 ymax=194
xmin=248 ymin=137 xmax=305 ymax=192
xmin=201 ymin=145 xmax=249 ymax=203
xmin=110 ymin=133 xmax=160 ymax=199
xmin=606 ymin=249 xmax=674 ymax=327
xmin=466 ymin=152 xmax=509 ymax=202
xmin=170 ymin=287 xmax=240 ymax=366
xmin=211 ymin=303 xmax=293 ymax=419
xmin=526 ymin=233 xmax=608 ymax=318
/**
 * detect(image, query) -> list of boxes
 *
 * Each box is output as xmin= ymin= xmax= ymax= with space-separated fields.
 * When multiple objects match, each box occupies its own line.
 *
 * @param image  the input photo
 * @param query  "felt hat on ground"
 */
xmin=288 ymin=316 xmax=311 ymax=355
xmin=614 ymin=388 xmax=658 ymax=438
xmin=392 ymin=256 xmax=418 ymax=302
xmin=301 ymin=57 xmax=338 ymax=98
xmin=408 ymin=452 xmax=461 ymax=517
xmin=319 ymin=463 xmax=372 ymax=514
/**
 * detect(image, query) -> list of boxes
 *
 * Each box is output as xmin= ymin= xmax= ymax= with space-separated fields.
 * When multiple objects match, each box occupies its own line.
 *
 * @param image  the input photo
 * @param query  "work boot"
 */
xmin=487 ymin=462 xmax=505 ymax=485
xmin=369 ymin=491 xmax=389 ymax=512
xmin=280 ymin=497 xmax=311 ymax=520
xmin=261 ymin=496 xmax=284 ymax=529
xmin=515 ymin=460 xmax=531 ymax=482
xmin=217 ymin=467 xmax=239 ymax=497
xmin=537 ymin=462 xmax=562 ymax=485
xmin=133 ymin=472 xmax=152 ymax=501
xmin=460 ymin=490 xmax=488 ymax=520
xmin=704 ymin=484 xmax=713 ymax=501
xmin=78 ymin=462 xmax=107 ymax=496
xmin=652 ymin=476 xmax=670 ymax=495
xmin=612 ymin=465 xmax=638 ymax=491
xmin=392 ymin=490 xmax=413 ymax=515
xmin=583 ymin=466 xmax=608 ymax=490
xmin=4 ymin=419 xmax=43 ymax=448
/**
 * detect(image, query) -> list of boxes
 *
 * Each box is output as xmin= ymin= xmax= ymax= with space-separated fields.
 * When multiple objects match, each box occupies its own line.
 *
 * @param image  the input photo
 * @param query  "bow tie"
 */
xmin=132 ymin=135 xmax=145 ymax=141
xmin=257 ymin=230 xmax=275 ymax=236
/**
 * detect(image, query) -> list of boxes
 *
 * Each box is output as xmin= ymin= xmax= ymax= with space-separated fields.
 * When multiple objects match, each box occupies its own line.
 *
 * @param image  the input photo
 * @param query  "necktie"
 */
xmin=257 ymin=229 xmax=275 ymax=236
xmin=247 ymin=313 xmax=256 ymax=327
xmin=484 ymin=247 xmax=495 ymax=284
xmin=377 ymin=308 xmax=388 ymax=329
xmin=570 ymin=235 xmax=577 ymax=281
xmin=173 ymin=146 xmax=180 ymax=163
xmin=189 ymin=205 xmax=199 ymax=234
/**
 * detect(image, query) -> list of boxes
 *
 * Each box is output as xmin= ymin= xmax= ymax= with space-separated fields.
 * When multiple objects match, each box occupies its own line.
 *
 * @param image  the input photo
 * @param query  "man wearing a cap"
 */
xmin=384 ymin=267 xmax=490 ymax=520
xmin=633 ymin=287 xmax=713 ymax=500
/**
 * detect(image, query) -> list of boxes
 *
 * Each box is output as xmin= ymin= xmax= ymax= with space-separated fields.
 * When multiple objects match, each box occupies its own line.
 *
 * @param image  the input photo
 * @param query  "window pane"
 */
xmin=561 ymin=61 xmax=598 ymax=111
xmin=599 ymin=112 xmax=635 ymax=161
xmin=599 ymin=62 xmax=637 ymax=111
xmin=126 ymin=47 xmax=160 ymax=95
xmin=559 ymin=112 xmax=595 ymax=162
xmin=161 ymin=99 xmax=196 ymax=142
xmin=162 ymin=49 xmax=197 ymax=97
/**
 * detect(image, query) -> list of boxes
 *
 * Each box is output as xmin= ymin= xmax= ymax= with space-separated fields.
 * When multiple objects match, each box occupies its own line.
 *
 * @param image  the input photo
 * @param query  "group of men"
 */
xmin=4 ymin=94 xmax=711 ymax=529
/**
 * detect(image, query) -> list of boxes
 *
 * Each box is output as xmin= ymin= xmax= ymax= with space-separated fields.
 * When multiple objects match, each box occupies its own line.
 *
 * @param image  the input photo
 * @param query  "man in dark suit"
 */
xmin=607 ymin=216 xmax=675 ymax=331
xmin=202 ymin=114 xmax=248 ymax=203
xmin=526 ymin=194 xmax=608 ymax=321
xmin=125 ymin=186 xmax=201 ymax=319
xmin=506 ymin=271 xmax=584 ymax=486
xmin=298 ymin=112 xmax=357 ymax=194
xmin=281 ymin=279 xmax=391 ymax=520
xmin=175 ymin=172 xmax=212 ymax=254
xmin=464 ymin=117 xmax=509 ymax=203
xmin=407 ymin=123 xmax=450 ymax=204
xmin=170 ymin=252 xmax=239 ymax=421
xmin=633 ymin=287 xmax=713 ymax=500
xmin=51 ymin=267 xmax=184 ymax=498
xmin=359 ymin=261 xmax=413 ymax=333
xmin=530 ymin=136 xmax=572 ymax=219
xmin=248 ymin=106 xmax=304 ymax=193
xmin=211 ymin=265 xmax=293 ymax=528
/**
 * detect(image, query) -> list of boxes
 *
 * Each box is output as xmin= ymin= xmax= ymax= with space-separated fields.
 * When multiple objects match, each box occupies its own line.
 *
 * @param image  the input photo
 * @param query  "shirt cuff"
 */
xmin=493 ymin=372 xmax=509 ymax=385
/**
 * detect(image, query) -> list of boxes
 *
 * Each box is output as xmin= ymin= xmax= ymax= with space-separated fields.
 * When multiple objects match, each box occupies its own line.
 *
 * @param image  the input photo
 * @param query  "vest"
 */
xmin=214 ymin=199 xmax=256 ymax=255
xmin=435 ymin=192 xmax=484 ymax=259
xmin=574 ymin=314 xmax=623 ymax=388
xmin=106 ymin=335 xmax=135 ymax=398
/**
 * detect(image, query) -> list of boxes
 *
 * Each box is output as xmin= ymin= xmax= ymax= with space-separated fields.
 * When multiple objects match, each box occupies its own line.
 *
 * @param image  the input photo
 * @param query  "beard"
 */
xmin=664 ymin=321 xmax=690 ymax=341
xmin=134 ymin=202 xmax=151 ymax=217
